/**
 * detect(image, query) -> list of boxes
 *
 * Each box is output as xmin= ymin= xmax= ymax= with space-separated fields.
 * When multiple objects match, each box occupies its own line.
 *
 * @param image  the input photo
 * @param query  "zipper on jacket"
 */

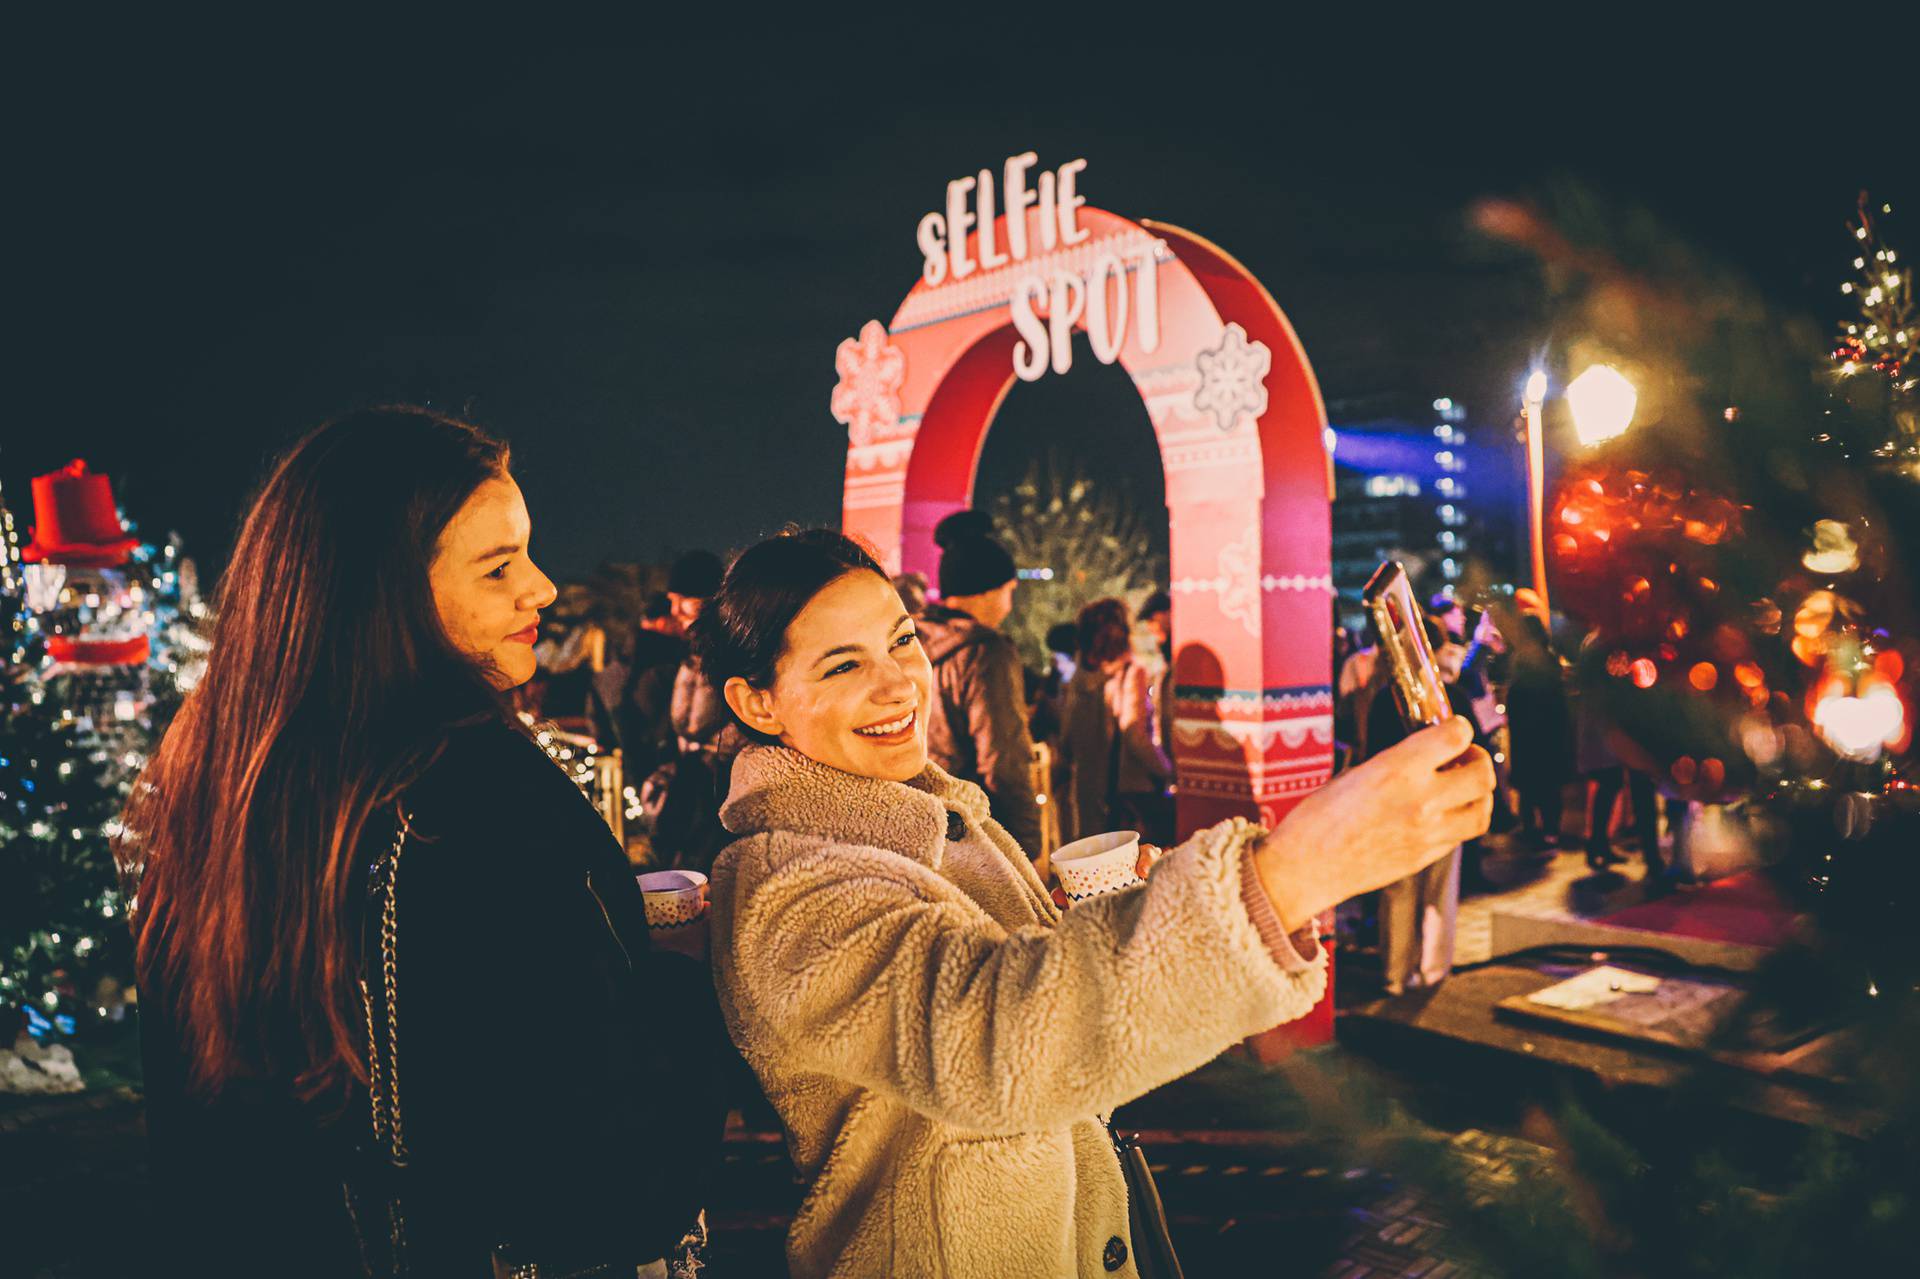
xmin=583 ymin=870 xmax=634 ymax=972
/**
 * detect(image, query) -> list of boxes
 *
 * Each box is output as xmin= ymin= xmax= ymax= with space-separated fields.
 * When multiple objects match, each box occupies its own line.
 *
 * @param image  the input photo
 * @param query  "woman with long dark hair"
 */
xmin=697 ymin=528 xmax=1495 ymax=1278
xmin=122 ymin=407 xmax=724 ymax=1277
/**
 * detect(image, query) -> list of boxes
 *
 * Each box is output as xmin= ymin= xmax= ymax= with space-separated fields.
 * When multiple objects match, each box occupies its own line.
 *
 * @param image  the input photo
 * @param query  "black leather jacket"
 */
xmin=140 ymin=719 xmax=729 ymax=1275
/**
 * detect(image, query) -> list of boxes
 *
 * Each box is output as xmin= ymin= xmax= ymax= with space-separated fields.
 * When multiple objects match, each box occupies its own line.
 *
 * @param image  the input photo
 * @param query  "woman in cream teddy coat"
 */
xmin=696 ymin=531 xmax=1494 ymax=1279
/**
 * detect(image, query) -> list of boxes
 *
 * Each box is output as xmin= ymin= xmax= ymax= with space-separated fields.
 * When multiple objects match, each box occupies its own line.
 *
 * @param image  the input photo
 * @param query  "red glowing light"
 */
xmin=1879 ymin=650 xmax=1906 ymax=682
xmin=1630 ymin=658 xmax=1659 ymax=688
xmin=1689 ymin=662 xmax=1718 ymax=691
xmin=1671 ymin=756 xmax=1698 ymax=785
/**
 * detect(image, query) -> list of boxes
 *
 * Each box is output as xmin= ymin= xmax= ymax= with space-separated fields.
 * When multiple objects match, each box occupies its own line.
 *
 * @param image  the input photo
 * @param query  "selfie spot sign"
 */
xmin=834 ymin=156 xmax=1336 ymax=1047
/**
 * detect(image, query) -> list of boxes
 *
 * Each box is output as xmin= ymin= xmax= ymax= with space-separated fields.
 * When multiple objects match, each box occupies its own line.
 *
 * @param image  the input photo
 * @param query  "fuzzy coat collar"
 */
xmin=719 ymin=743 xmax=991 ymax=871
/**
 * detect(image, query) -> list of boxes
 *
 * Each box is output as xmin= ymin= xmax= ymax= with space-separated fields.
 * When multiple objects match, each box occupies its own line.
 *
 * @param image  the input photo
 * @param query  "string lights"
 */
xmin=1832 ymin=195 xmax=1914 ymax=386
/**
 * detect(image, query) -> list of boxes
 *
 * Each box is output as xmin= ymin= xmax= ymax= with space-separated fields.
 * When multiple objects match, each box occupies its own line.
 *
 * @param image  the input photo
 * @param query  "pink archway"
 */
xmin=837 ymin=206 xmax=1337 ymax=848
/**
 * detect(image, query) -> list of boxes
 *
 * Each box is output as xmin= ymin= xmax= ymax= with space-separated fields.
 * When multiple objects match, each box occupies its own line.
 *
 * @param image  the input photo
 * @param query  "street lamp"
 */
xmin=1520 ymin=363 xmax=1639 ymax=618
xmin=1522 ymin=370 xmax=1549 ymax=616
xmin=1566 ymin=363 xmax=1638 ymax=446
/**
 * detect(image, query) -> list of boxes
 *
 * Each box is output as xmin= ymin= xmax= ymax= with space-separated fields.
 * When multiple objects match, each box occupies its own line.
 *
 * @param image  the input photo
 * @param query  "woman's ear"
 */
xmin=723 ymin=675 xmax=783 ymax=738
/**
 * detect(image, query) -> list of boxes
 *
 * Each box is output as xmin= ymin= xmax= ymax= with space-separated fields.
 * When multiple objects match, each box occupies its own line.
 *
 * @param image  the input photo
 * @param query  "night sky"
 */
xmin=9 ymin=33 xmax=1905 ymax=583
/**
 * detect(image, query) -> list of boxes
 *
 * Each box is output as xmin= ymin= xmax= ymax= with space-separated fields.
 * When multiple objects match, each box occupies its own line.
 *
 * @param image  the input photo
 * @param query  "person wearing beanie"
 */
xmin=914 ymin=514 xmax=1044 ymax=855
xmin=659 ymin=549 xmax=742 ymax=873
xmin=667 ymin=550 xmax=725 ymax=632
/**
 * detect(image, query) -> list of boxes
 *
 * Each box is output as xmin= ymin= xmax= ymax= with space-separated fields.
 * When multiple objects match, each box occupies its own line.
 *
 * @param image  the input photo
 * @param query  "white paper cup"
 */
xmin=638 ymin=869 xmax=708 ymax=931
xmin=1052 ymin=831 xmax=1143 ymax=903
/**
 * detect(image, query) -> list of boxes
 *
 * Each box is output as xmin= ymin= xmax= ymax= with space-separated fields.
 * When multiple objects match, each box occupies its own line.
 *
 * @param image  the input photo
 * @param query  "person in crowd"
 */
xmin=1504 ymin=595 xmax=1574 ymax=851
xmin=1364 ymin=613 xmax=1464 ymax=994
xmin=1046 ymin=620 xmax=1080 ymax=685
xmin=666 ymin=551 xmax=720 ymax=636
xmin=529 ymin=589 xmax=603 ymax=727
xmin=1056 ymin=598 xmax=1175 ymax=847
xmin=620 ymin=591 xmax=692 ymax=785
xmin=640 ymin=588 xmax=680 ymax=636
xmin=1029 ymin=619 xmax=1082 ymax=750
xmin=120 ymin=407 xmax=725 ymax=1277
xmin=694 ymin=528 xmax=1494 ymax=1279
xmin=891 ymin=570 xmax=930 ymax=617
xmin=1439 ymin=605 xmax=1514 ymax=890
xmin=912 ymin=510 xmax=1044 ymax=853
xmin=656 ymin=549 xmax=742 ymax=873
xmin=1586 ymin=758 xmax=1662 ymax=878
xmin=1337 ymin=625 xmax=1381 ymax=765
xmin=1138 ymin=589 xmax=1176 ymax=783
xmin=1573 ymin=634 xmax=1663 ymax=877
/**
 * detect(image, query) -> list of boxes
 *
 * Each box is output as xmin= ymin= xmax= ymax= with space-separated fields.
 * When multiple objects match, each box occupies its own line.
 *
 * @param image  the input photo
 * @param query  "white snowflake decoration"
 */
xmin=1216 ymin=524 xmax=1261 ymax=636
xmin=1192 ymin=322 xmax=1272 ymax=433
xmin=830 ymin=320 xmax=906 ymax=446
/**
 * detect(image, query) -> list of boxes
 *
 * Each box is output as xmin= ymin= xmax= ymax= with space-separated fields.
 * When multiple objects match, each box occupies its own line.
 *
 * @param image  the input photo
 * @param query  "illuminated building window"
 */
xmin=1364 ymin=474 xmax=1422 ymax=498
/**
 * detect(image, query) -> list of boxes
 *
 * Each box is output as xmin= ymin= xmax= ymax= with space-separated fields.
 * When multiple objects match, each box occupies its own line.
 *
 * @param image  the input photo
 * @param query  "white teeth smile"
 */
xmin=855 ymin=711 xmax=915 ymax=737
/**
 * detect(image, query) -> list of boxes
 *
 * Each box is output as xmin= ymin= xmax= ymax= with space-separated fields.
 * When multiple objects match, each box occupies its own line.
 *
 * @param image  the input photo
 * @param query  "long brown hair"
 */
xmin=120 ymin=406 xmax=509 ymax=1099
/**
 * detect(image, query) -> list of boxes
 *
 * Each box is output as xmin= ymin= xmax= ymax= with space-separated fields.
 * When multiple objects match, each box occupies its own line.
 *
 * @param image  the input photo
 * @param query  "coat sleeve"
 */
xmin=964 ymin=641 xmax=1044 ymax=853
xmin=715 ymin=817 xmax=1325 ymax=1136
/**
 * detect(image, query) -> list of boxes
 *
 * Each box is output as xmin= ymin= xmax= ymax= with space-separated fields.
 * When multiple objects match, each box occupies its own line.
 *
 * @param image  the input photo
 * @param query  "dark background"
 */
xmin=7 ymin=29 xmax=1905 ymax=581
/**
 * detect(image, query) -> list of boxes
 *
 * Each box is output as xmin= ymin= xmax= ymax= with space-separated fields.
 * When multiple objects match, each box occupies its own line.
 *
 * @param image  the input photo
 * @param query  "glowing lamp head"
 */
xmin=1567 ymin=364 xmax=1638 ymax=446
xmin=1813 ymin=680 xmax=1906 ymax=762
xmin=1523 ymin=369 xmax=1549 ymax=407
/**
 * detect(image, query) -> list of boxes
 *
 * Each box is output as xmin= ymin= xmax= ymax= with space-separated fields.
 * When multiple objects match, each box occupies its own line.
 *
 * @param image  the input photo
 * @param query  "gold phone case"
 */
xmin=1363 ymin=562 xmax=1450 ymax=729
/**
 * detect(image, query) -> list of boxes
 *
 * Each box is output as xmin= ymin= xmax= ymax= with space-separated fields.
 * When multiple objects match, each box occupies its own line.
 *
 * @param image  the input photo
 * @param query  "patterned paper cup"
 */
xmin=1052 ymin=831 xmax=1143 ymax=903
xmin=637 ymin=869 xmax=708 ymax=931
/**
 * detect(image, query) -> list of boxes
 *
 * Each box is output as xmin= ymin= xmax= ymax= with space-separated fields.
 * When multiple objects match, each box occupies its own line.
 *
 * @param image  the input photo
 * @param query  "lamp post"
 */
xmin=1522 ymin=370 xmax=1550 ymax=616
xmin=1521 ymin=363 xmax=1639 ymax=618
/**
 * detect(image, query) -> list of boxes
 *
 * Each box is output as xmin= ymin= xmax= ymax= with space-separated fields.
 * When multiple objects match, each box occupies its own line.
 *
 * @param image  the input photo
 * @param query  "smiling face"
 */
xmin=428 ymin=474 xmax=558 ymax=689
xmin=721 ymin=569 xmax=934 ymax=782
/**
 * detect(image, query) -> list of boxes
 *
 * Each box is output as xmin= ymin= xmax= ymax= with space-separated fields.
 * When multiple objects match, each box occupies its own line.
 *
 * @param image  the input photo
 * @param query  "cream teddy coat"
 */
xmin=708 ymin=744 xmax=1328 ymax=1278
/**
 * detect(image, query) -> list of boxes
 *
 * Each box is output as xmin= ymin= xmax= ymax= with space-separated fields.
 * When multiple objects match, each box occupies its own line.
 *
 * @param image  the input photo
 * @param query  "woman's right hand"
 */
xmin=1250 ymin=716 xmax=1494 ymax=932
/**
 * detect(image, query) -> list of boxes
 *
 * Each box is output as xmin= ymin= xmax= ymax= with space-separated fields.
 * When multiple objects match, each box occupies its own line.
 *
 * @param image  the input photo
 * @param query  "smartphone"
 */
xmin=1363 ymin=561 xmax=1451 ymax=729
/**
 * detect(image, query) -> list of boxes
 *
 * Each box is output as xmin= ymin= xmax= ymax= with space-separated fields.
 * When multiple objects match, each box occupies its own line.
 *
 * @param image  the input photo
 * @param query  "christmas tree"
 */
xmin=0 ymin=690 xmax=131 ymax=1035
xmin=1 ymin=459 xmax=203 ymax=1063
xmin=988 ymin=453 xmax=1167 ymax=671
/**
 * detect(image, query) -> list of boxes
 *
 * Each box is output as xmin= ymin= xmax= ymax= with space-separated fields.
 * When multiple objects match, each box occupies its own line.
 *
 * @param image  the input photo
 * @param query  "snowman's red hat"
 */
xmin=20 ymin=459 xmax=140 ymax=568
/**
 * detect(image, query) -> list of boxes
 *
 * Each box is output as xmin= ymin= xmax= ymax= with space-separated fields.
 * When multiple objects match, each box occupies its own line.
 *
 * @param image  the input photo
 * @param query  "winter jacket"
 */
xmin=139 ymin=719 xmax=729 ymax=1276
xmin=914 ymin=604 xmax=1044 ymax=853
xmin=671 ymin=657 xmax=737 ymax=759
xmin=708 ymin=744 xmax=1327 ymax=1278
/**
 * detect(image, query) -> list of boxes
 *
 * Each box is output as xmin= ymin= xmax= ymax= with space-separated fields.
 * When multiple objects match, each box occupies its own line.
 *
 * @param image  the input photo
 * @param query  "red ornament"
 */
xmin=20 ymin=460 xmax=139 ymax=568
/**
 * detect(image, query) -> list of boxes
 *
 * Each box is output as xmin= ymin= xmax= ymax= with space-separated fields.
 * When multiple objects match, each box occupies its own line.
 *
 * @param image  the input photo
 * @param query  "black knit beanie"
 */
xmin=667 ymin=549 xmax=724 ymax=598
xmin=935 ymin=514 xmax=1016 ymax=598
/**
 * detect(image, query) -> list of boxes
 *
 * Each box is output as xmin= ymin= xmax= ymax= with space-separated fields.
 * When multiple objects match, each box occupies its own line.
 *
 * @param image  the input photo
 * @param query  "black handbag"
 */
xmin=1109 ymin=1124 xmax=1186 ymax=1279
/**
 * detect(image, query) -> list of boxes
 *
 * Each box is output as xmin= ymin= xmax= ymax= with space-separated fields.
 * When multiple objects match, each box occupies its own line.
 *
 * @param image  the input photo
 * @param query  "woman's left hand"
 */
xmin=1051 ymin=843 xmax=1161 ymax=910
